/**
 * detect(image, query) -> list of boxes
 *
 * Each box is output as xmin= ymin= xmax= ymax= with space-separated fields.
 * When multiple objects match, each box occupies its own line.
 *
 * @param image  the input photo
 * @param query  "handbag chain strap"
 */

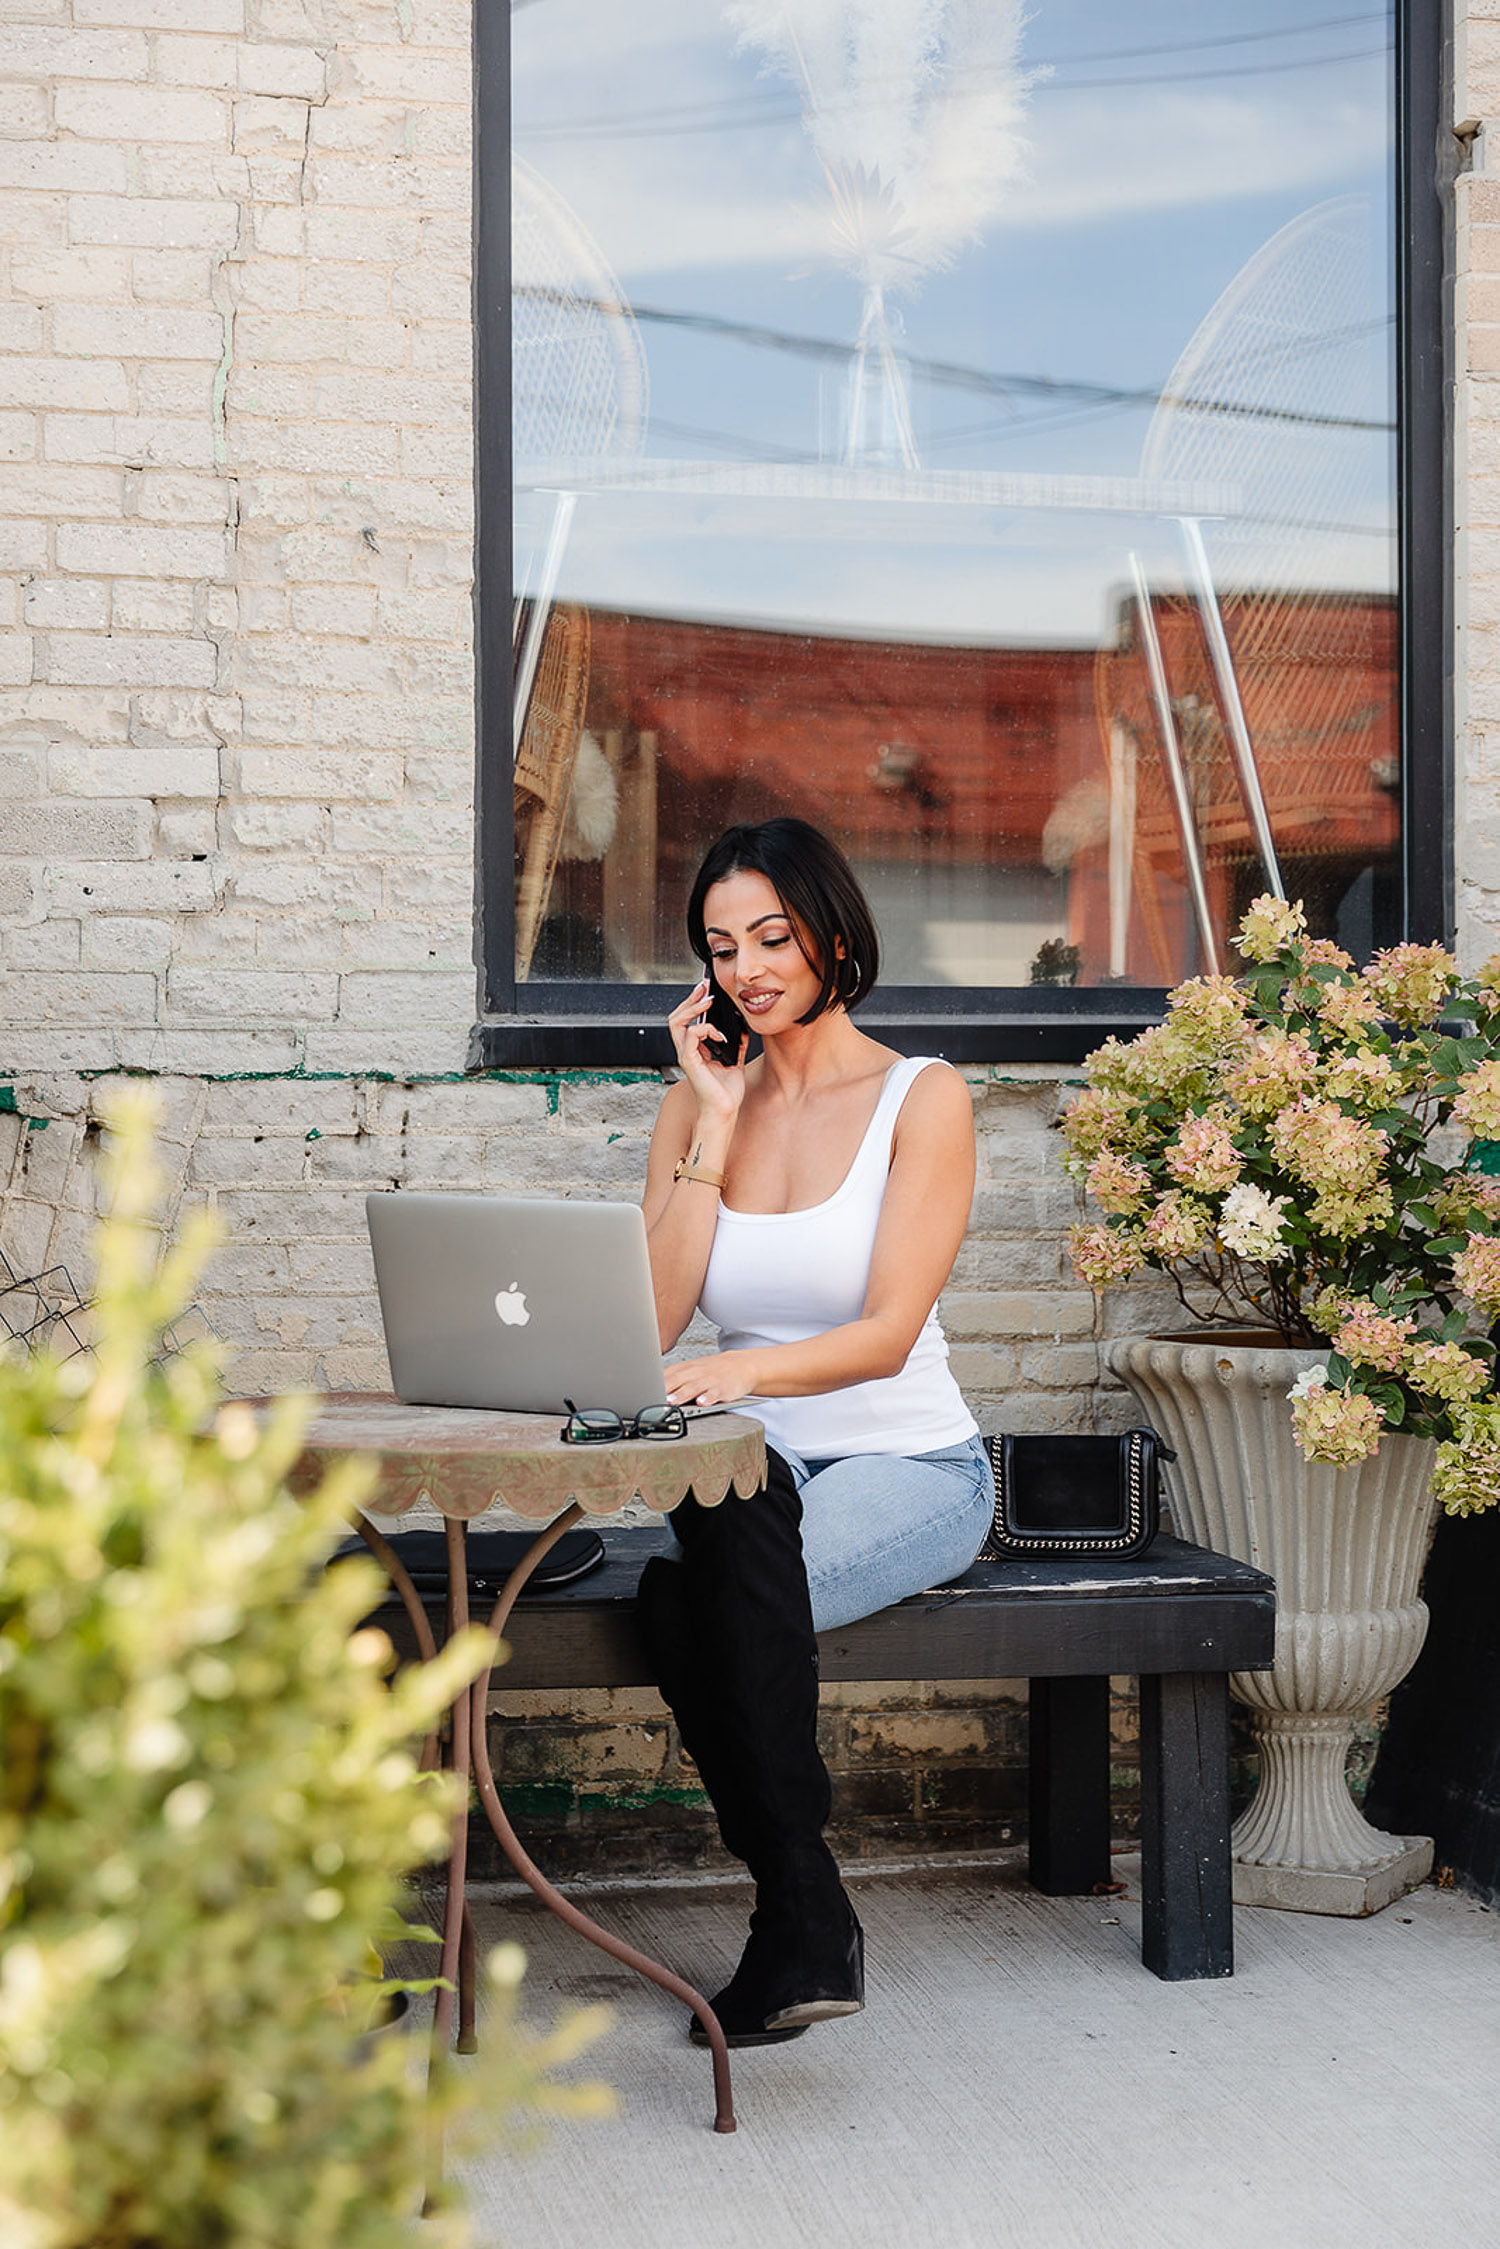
xmin=987 ymin=1427 xmax=1159 ymax=1557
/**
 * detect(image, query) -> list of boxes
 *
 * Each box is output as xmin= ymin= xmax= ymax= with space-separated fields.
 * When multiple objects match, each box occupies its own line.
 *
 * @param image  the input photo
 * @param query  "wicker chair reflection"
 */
xmin=514 ymin=601 xmax=591 ymax=980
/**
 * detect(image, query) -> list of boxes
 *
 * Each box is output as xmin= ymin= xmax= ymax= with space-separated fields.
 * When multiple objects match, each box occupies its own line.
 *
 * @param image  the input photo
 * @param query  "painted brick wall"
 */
xmin=1 ymin=0 xmax=477 ymax=1081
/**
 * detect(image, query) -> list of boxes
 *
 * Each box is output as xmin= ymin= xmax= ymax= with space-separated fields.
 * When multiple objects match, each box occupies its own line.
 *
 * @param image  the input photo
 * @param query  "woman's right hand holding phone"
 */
xmin=668 ymin=978 xmax=749 ymax=1121
xmin=646 ymin=981 xmax=749 ymax=1347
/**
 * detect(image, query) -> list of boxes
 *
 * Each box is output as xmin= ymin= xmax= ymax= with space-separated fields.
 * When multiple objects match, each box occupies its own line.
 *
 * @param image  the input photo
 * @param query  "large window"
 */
xmin=474 ymin=0 xmax=1445 ymax=1066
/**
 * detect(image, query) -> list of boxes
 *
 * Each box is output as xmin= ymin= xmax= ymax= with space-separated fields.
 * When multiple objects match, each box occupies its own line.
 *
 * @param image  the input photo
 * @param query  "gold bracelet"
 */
xmin=673 ymin=1157 xmax=726 ymax=1189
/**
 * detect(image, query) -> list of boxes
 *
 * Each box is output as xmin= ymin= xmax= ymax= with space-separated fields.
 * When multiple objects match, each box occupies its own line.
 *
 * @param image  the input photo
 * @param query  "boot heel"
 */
xmin=763 ymin=1995 xmax=863 ymax=2030
xmin=763 ymin=1916 xmax=864 ymax=2033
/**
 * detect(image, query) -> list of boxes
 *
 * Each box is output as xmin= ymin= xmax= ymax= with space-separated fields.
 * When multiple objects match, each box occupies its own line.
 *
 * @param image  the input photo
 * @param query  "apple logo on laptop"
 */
xmin=494 ymin=1283 xmax=530 ymax=1327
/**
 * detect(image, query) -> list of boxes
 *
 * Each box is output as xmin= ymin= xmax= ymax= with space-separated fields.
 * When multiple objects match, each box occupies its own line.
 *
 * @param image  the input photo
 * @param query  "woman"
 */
xmin=636 ymin=817 xmax=992 ymax=2049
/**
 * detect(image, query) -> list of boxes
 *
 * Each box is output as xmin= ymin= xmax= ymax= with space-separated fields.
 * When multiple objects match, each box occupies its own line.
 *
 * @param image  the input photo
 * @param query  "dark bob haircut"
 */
xmin=686 ymin=818 xmax=880 ymax=1024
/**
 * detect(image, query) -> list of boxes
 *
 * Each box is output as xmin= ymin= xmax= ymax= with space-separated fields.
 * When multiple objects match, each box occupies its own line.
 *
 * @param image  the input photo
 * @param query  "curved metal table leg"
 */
xmin=350 ymin=1513 xmax=467 ymax=2210
xmin=434 ymin=1515 xmax=472 ymax=2065
xmin=457 ymin=1903 xmax=478 ymax=2055
xmin=469 ymin=1504 xmax=737 ymax=2135
xmin=353 ymin=1514 xmax=442 ymax=1772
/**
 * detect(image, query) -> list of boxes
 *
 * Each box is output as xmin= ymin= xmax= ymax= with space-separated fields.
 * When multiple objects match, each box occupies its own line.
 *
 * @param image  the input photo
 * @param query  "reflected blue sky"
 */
xmin=512 ymin=0 xmax=1394 ymax=643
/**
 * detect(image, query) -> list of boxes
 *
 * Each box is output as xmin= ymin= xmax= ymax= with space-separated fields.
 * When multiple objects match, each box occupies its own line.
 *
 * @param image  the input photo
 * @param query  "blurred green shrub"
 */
xmin=0 ymin=1089 xmax=611 ymax=2249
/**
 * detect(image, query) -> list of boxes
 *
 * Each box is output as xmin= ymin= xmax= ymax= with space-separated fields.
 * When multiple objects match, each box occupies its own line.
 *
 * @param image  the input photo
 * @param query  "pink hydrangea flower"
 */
xmin=1120 ymin=1018 xmax=1223 ymax=1102
xmin=1081 ymin=1035 xmax=1135 ymax=1090
xmin=1430 ymin=1176 xmax=1500 ymax=1228
xmin=1328 ymin=1299 xmax=1414 ymax=1372
xmin=1310 ymin=1284 xmax=1353 ymax=1332
xmin=1322 ymin=1048 xmax=1400 ymax=1111
xmin=1288 ymin=1370 xmax=1385 ymax=1465
xmin=1068 ymin=1223 xmax=1146 ymax=1289
xmin=1302 ymin=937 xmax=1356 ymax=973
xmin=1061 ymin=1085 xmax=1144 ymax=1164
xmin=1085 ymin=1148 xmax=1152 ymax=1216
xmin=1452 ymin=1233 xmax=1500 ymax=1318
xmin=1165 ymin=1111 xmax=1241 ymax=1194
xmin=1307 ymin=1182 xmax=1395 ymax=1241
xmin=1237 ymin=894 xmax=1308 ymax=963
xmin=1166 ymin=976 xmax=1251 ymax=1047
xmin=1316 ymin=980 xmax=1384 ymax=1040
xmin=1408 ymin=1340 xmax=1491 ymax=1404
xmin=1433 ymin=1400 xmax=1500 ymax=1517
xmin=1286 ymin=938 xmax=1357 ymax=1017
xmin=1269 ymin=1098 xmax=1388 ymax=1197
xmin=1361 ymin=942 xmax=1459 ymax=1027
xmin=1223 ymin=1031 xmax=1319 ymax=1118
xmin=1142 ymin=1193 xmax=1210 ymax=1261
xmin=1453 ymin=1059 xmax=1500 ymax=1139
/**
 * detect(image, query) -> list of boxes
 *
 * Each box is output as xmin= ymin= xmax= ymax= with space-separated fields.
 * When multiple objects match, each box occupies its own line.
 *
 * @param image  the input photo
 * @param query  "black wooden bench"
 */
xmin=477 ymin=1524 xmax=1275 ymax=1982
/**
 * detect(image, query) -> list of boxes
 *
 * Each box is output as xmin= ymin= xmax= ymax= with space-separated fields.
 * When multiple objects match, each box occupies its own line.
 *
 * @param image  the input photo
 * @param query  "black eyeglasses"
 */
xmin=560 ymin=1399 xmax=688 ymax=1445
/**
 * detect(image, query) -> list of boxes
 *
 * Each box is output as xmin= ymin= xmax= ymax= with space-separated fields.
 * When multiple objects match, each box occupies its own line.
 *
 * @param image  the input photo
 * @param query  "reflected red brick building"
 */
xmin=545 ymin=592 xmax=1398 ymax=986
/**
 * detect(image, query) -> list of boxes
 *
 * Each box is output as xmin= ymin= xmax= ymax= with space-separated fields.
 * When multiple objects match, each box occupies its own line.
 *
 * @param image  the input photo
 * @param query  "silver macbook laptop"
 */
xmin=366 ymin=1191 xmax=678 ymax=1417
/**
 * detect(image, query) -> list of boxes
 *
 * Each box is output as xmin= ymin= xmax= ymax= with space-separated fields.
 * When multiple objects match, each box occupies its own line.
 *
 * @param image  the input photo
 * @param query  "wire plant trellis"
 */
xmin=0 ymin=1249 xmax=92 ymax=1362
xmin=0 ymin=1248 xmax=220 ymax=1367
xmin=155 ymin=1304 xmax=221 ymax=1363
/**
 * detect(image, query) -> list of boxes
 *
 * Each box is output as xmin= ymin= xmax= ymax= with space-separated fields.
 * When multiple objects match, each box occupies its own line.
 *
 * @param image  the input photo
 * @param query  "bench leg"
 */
xmin=1139 ymin=1671 xmax=1233 ymax=1981
xmin=1028 ymin=1676 xmax=1111 ymax=1895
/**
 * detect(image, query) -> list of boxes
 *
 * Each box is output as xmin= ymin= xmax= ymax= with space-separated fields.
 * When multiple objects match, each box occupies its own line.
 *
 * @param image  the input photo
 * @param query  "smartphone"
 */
xmin=703 ymin=981 xmax=750 ymax=1064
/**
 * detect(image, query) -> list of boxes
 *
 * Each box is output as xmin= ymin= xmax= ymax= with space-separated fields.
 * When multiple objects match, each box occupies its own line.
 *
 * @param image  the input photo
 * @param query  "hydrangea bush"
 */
xmin=1063 ymin=897 xmax=1500 ymax=1515
xmin=0 ymin=1091 xmax=611 ymax=2249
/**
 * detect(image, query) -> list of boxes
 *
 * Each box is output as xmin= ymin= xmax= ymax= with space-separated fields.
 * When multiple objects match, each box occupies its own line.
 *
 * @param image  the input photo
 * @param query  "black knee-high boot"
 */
xmin=635 ymin=1448 xmax=864 ymax=2046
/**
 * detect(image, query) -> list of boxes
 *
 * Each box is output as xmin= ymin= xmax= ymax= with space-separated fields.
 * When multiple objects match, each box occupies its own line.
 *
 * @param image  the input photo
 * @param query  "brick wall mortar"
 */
xmin=0 ymin=0 xmax=477 ymax=1074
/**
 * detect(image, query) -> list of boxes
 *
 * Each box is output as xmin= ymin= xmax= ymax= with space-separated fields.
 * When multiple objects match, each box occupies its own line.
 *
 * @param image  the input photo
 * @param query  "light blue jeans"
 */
xmin=658 ymin=1432 xmax=994 ymax=1633
xmin=783 ymin=1433 xmax=994 ymax=1633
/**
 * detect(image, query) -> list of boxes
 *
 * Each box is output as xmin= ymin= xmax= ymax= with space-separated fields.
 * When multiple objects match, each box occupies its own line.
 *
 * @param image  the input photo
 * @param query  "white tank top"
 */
xmin=698 ymin=1055 xmax=978 ymax=1460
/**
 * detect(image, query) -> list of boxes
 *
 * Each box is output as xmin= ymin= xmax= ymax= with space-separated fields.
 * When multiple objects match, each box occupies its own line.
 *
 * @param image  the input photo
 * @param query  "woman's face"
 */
xmin=701 ymin=868 xmax=826 ymax=1035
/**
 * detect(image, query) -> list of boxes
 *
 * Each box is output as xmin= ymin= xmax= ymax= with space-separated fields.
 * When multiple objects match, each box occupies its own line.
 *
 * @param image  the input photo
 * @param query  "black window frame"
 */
xmin=470 ymin=0 xmax=1449 ymax=1073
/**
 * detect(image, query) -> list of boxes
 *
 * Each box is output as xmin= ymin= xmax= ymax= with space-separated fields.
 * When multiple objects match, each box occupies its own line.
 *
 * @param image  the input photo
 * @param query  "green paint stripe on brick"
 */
xmin=576 ymin=1785 xmax=710 ymax=1813
xmin=71 ymin=1067 xmax=663 ymax=1088
xmin=494 ymin=1783 xmax=575 ymax=1821
xmin=0 ymin=1086 xmax=49 ymax=1128
xmin=490 ymin=1781 xmax=710 ymax=1820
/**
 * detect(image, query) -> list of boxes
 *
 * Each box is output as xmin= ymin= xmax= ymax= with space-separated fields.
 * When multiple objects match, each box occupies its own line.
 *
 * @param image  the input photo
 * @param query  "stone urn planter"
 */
xmin=1107 ymin=1333 xmax=1439 ymax=1916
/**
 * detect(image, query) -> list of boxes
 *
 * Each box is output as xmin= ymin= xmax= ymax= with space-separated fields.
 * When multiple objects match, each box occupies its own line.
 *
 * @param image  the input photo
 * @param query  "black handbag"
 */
xmin=332 ymin=1525 xmax=607 ymax=1598
xmin=980 ymin=1429 xmax=1174 ymax=1561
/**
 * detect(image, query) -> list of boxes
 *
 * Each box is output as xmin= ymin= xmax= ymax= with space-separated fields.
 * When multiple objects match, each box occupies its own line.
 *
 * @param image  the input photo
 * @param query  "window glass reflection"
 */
xmin=511 ymin=0 xmax=1397 ymax=989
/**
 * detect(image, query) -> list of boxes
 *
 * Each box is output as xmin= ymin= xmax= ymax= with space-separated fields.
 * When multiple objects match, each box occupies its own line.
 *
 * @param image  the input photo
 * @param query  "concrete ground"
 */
xmin=449 ymin=1852 xmax=1500 ymax=2249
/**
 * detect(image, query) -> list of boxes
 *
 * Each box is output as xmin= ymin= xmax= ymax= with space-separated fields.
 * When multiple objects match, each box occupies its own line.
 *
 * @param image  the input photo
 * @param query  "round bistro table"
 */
xmin=287 ymin=1392 xmax=767 ymax=2136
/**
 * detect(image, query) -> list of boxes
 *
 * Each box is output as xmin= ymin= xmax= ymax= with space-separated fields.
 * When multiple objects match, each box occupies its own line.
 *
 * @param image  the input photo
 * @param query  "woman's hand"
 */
xmin=664 ymin=1348 xmax=766 ymax=1409
xmin=642 ymin=986 xmax=749 ymax=1354
xmin=667 ymin=977 xmax=749 ymax=1121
